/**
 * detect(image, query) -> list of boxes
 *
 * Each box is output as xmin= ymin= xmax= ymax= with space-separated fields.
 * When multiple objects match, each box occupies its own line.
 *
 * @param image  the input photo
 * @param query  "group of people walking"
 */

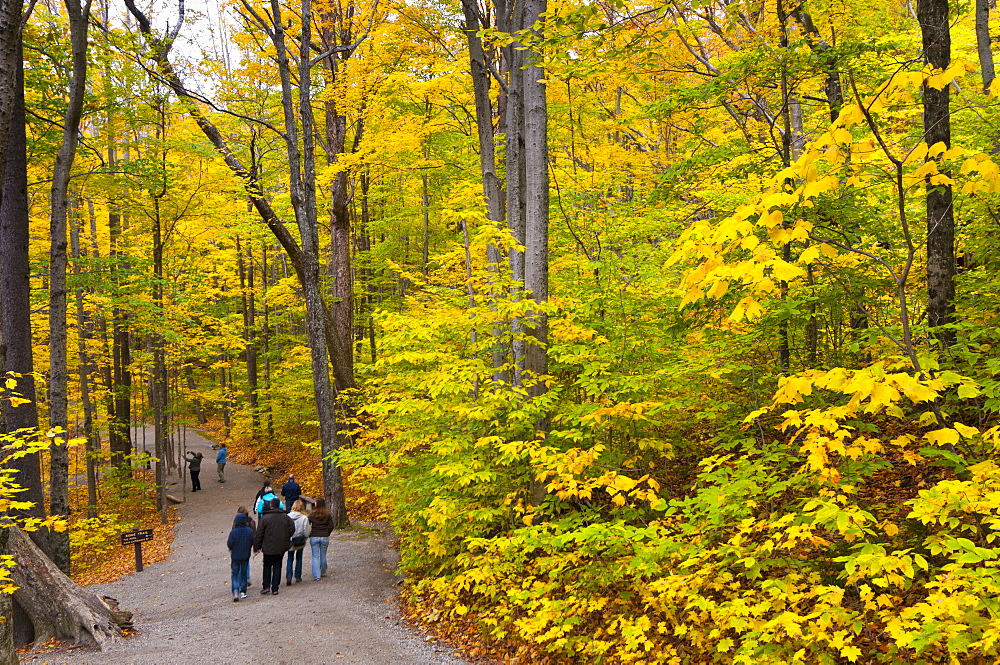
xmin=226 ymin=477 xmax=335 ymax=602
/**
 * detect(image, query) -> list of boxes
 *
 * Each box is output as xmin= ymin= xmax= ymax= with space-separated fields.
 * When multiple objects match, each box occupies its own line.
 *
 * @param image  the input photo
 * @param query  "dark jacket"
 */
xmin=227 ymin=513 xmax=254 ymax=561
xmin=253 ymin=508 xmax=294 ymax=555
xmin=281 ymin=480 xmax=301 ymax=506
xmin=308 ymin=512 xmax=335 ymax=538
xmin=185 ymin=453 xmax=202 ymax=471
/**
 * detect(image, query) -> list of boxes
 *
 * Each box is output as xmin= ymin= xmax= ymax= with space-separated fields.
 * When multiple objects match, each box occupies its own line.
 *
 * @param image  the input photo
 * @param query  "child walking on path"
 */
xmin=227 ymin=512 xmax=253 ymax=602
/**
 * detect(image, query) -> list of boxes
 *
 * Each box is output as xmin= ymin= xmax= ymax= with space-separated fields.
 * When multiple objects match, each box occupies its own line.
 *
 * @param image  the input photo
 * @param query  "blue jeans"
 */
xmin=310 ymin=537 xmax=329 ymax=580
xmin=285 ymin=547 xmax=303 ymax=581
xmin=231 ymin=559 xmax=249 ymax=597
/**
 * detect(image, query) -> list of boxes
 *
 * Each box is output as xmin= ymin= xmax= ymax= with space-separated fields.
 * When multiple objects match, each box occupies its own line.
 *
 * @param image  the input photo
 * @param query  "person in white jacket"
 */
xmin=285 ymin=499 xmax=311 ymax=585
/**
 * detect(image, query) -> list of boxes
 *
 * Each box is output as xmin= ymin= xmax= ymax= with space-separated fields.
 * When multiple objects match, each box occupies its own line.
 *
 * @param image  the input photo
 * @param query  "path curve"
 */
xmin=30 ymin=430 xmax=468 ymax=665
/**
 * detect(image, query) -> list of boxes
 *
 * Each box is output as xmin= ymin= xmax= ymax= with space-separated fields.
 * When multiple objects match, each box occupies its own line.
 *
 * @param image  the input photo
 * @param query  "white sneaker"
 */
xmin=239 ymin=592 xmax=247 ymax=599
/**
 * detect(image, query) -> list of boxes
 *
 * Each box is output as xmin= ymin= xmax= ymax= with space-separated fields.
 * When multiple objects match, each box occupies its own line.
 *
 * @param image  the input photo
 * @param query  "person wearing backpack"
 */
xmin=253 ymin=498 xmax=294 ymax=595
xmin=227 ymin=512 xmax=254 ymax=602
xmin=285 ymin=499 xmax=311 ymax=585
xmin=254 ymin=485 xmax=283 ymax=517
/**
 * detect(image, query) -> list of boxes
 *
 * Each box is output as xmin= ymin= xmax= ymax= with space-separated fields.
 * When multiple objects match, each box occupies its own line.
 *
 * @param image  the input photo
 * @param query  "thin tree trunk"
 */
xmin=978 ymin=0 xmax=995 ymax=93
xmin=236 ymin=236 xmax=259 ymax=439
xmin=70 ymin=210 xmax=99 ymax=518
xmin=504 ymin=0 xmax=526 ymax=386
xmin=461 ymin=0 xmax=507 ymax=379
xmin=919 ymin=0 xmax=955 ymax=348
xmin=47 ymin=0 xmax=91 ymax=575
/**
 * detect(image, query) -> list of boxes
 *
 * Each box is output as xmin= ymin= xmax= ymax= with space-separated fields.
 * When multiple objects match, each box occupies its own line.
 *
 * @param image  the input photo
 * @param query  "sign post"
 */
xmin=120 ymin=527 xmax=155 ymax=572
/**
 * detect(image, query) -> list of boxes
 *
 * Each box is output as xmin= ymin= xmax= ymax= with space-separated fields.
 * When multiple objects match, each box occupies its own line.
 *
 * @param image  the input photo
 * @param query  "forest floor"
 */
xmin=22 ymin=429 xmax=470 ymax=665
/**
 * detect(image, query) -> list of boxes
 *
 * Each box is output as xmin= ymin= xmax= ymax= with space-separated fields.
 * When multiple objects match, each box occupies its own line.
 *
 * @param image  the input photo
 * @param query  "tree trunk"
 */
xmin=504 ymin=0 xmax=526 ymax=386
xmin=521 ymin=0 xmax=549 ymax=506
xmin=461 ymin=0 xmax=508 ymax=380
xmin=9 ymin=526 xmax=128 ymax=650
xmin=0 ymin=48 xmax=50 ymax=559
xmin=919 ymin=0 xmax=955 ymax=348
xmin=47 ymin=0 xmax=91 ymax=576
xmin=151 ymin=194 xmax=168 ymax=523
xmin=108 ymin=206 xmax=132 ymax=467
xmin=70 ymin=211 xmax=99 ymax=518
xmin=269 ymin=0 xmax=348 ymax=526
xmin=978 ymin=0 xmax=995 ymax=93
xmin=236 ymin=236 xmax=259 ymax=439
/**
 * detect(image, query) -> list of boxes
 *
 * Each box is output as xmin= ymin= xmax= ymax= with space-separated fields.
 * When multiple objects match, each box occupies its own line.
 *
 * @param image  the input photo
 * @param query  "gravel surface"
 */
xmin=26 ymin=430 xmax=468 ymax=665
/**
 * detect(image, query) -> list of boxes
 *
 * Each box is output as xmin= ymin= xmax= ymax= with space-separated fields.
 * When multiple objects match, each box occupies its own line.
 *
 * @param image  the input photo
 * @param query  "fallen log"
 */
xmin=9 ymin=526 xmax=126 ymax=650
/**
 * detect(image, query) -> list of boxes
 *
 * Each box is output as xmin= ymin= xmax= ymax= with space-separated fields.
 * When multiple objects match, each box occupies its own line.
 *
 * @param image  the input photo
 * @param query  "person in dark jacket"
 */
xmin=281 ymin=475 xmax=301 ymax=510
xmin=234 ymin=506 xmax=256 ymax=589
xmin=252 ymin=498 xmax=294 ymax=595
xmin=184 ymin=452 xmax=203 ymax=491
xmin=227 ymin=512 xmax=254 ymax=602
xmin=308 ymin=497 xmax=336 ymax=580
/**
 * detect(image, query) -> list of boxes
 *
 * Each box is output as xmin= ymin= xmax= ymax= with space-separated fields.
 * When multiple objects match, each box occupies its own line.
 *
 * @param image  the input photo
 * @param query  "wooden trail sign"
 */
xmin=121 ymin=528 xmax=154 ymax=572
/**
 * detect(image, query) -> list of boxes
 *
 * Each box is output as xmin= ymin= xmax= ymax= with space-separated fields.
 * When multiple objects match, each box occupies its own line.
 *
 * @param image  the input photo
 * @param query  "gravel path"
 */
xmin=28 ymin=430 xmax=468 ymax=665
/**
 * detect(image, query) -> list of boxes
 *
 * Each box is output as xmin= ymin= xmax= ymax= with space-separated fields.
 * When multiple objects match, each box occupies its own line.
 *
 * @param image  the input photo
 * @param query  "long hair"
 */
xmin=312 ymin=497 xmax=330 ymax=521
xmin=234 ymin=506 xmax=253 ymax=529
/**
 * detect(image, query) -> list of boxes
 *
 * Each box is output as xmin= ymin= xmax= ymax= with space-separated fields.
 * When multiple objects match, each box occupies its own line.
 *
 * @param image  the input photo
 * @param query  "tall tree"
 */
xmin=47 ymin=0 xmax=92 ymax=574
xmin=919 ymin=0 xmax=955 ymax=348
xmin=0 ymin=45 xmax=49 ymax=558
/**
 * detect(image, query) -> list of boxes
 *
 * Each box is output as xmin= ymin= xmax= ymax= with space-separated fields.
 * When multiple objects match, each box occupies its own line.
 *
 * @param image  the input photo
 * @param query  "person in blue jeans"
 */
xmin=308 ymin=497 xmax=335 ymax=580
xmin=285 ymin=499 xmax=310 ymax=585
xmin=227 ymin=512 xmax=253 ymax=602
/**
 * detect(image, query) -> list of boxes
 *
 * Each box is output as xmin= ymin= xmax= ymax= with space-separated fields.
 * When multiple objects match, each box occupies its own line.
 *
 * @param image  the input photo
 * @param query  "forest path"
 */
xmin=28 ymin=429 xmax=468 ymax=665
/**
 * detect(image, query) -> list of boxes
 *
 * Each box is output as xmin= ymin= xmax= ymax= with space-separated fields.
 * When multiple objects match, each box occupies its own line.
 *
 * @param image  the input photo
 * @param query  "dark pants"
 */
xmin=190 ymin=470 xmax=201 ymax=491
xmin=262 ymin=553 xmax=285 ymax=592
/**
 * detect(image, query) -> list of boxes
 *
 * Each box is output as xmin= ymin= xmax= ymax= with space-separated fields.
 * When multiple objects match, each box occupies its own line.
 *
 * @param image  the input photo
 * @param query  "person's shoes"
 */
xmin=295 ymin=578 xmax=302 ymax=583
xmin=233 ymin=597 xmax=239 ymax=603
xmin=313 ymin=578 xmax=320 ymax=582
xmin=285 ymin=578 xmax=292 ymax=586
xmin=271 ymin=589 xmax=279 ymax=595
xmin=260 ymin=589 xmax=270 ymax=595
xmin=240 ymin=592 xmax=247 ymax=599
